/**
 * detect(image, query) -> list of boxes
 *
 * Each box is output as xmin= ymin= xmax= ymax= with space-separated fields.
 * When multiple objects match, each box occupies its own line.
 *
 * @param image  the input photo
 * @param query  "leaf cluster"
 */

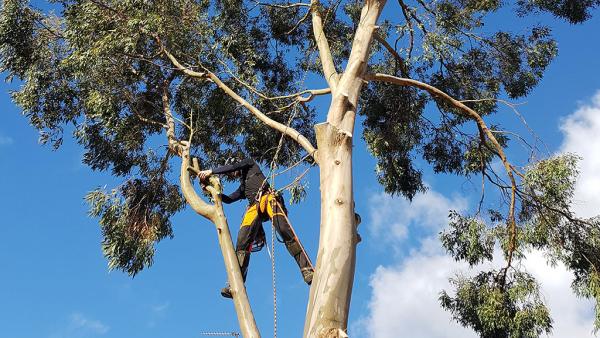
xmin=441 ymin=154 xmax=600 ymax=334
xmin=440 ymin=270 xmax=552 ymax=338
xmin=86 ymin=172 xmax=184 ymax=276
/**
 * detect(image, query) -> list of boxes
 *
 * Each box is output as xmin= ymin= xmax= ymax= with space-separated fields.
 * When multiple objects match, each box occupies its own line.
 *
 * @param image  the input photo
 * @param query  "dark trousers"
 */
xmin=235 ymin=193 xmax=312 ymax=281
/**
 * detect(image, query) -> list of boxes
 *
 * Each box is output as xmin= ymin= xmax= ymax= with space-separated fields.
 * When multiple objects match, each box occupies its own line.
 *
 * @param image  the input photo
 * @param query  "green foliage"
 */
xmin=523 ymin=153 xmax=580 ymax=211
xmin=518 ymin=0 xmax=600 ymax=24
xmin=441 ymin=211 xmax=495 ymax=266
xmin=0 ymin=0 xmax=37 ymax=79
xmin=361 ymin=79 xmax=427 ymax=199
xmin=440 ymin=271 xmax=552 ymax=338
xmin=1 ymin=0 xmax=314 ymax=273
xmin=442 ymin=154 xmax=600 ymax=335
xmin=288 ymin=181 xmax=308 ymax=205
xmin=519 ymin=154 xmax=580 ymax=249
xmin=523 ymin=155 xmax=600 ymax=331
xmin=360 ymin=1 xmax=560 ymax=198
xmin=86 ymin=174 xmax=184 ymax=276
xmin=2 ymin=1 xmax=599 ymax=334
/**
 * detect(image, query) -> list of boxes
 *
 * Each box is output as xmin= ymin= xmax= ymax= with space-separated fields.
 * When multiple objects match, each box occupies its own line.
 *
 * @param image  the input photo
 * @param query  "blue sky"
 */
xmin=2 ymin=4 xmax=600 ymax=338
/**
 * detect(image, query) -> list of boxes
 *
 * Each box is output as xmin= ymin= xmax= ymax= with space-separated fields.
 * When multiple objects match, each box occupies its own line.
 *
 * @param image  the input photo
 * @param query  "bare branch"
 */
xmin=311 ymin=0 xmax=339 ymax=89
xmin=277 ymin=167 xmax=311 ymax=192
xmin=160 ymin=81 xmax=188 ymax=155
xmin=252 ymin=1 xmax=311 ymax=9
xmin=269 ymin=88 xmax=331 ymax=101
xmin=373 ymin=32 xmax=409 ymax=77
xmin=133 ymin=111 xmax=167 ymax=129
xmin=415 ymin=0 xmax=435 ymax=15
xmin=216 ymin=58 xmax=330 ymax=102
xmin=398 ymin=0 xmax=415 ymax=59
xmin=287 ymin=7 xmax=312 ymax=35
xmin=460 ymin=98 xmax=550 ymax=156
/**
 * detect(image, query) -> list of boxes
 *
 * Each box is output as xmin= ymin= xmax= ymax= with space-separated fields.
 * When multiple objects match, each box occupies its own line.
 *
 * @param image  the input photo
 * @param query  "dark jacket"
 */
xmin=212 ymin=158 xmax=269 ymax=204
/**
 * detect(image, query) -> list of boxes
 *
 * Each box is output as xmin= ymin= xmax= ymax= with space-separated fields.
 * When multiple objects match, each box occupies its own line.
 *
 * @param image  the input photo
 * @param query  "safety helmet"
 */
xmin=224 ymin=155 xmax=241 ymax=166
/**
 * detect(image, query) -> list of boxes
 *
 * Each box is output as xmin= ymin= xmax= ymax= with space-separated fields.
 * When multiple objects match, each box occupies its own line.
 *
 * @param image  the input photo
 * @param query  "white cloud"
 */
xmin=0 ymin=134 xmax=14 ymax=145
xmin=362 ymin=247 xmax=477 ymax=338
xmin=152 ymin=302 xmax=170 ymax=313
xmin=360 ymin=239 xmax=597 ymax=338
xmin=523 ymin=251 xmax=596 ymax=338
xmin=148 ymin=302 xmax=170 ymax=328
xmin=360 ymin=188 xmax=476 ymax=338
xmin=68 ymin=313 xmax=110 ymax=335
xmin=368 ymin=189 xmax=467 ymax=244
xmin=50 ymin=313 xmax=109 ymax=338
xmin=357 ymin=91 xmax=600 ymax=338
xmin=559 ymin=91 xmax=600 ymax=218
xmin=359 ymin=187 xmax=597 ymax=338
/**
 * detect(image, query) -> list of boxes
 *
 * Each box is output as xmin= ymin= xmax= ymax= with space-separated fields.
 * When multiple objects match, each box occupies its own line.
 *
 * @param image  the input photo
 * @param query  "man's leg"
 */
xmin=266 ymin=195 xmax=314 ymax=285
xmin=221 ymin=204 xmax=262 ymax=298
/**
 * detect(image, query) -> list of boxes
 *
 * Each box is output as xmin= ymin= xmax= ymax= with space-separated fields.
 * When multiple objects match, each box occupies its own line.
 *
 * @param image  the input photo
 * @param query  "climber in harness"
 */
xmin=198 ymin=157 xmax=314 ymax=299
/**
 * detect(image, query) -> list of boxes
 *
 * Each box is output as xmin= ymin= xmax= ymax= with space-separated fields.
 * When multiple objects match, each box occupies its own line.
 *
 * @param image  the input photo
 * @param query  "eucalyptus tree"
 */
xmin=2 ymin=0 xmax=600 ymax=337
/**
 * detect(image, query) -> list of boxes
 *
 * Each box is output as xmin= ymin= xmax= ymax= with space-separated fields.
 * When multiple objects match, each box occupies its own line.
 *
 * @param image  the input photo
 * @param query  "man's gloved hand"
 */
xmin=198 ymin=169 xmax=213 ymax=180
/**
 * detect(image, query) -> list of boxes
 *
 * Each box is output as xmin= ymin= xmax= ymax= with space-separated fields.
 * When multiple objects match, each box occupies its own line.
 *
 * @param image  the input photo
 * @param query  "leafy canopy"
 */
xmin=2 ymin=0 xmax=600 ymax=336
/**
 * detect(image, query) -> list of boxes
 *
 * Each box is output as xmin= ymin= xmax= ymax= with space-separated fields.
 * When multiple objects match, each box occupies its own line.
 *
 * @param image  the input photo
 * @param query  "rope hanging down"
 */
xmin=270 ymin=198 xmax=278 ymax=338
xmin=262 ymin=100 xmax=315 ymax=338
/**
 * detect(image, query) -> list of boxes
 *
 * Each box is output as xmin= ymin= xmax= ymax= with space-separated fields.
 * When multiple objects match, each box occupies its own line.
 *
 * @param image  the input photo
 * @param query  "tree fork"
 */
xmin=305 ymin=1 xmax=385 ymax=336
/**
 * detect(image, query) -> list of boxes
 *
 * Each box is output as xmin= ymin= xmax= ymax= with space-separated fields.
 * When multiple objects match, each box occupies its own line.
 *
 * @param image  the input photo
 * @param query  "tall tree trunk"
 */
xmin=304 ymin=1 xmax=385 ymax=336
xmin=304 ymin=122 xmax=357 ymax=338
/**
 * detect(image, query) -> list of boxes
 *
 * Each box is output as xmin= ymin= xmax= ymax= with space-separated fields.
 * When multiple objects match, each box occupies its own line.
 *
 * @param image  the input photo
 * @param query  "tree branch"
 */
xmin=365 ymin=73 xmax=519 ymax=282
xmin=373 ymin=32 xmax=409 ymax=77
xmin=160 ymin=80 xmax=190 ymax=156
xmin=269 ymin=88 xmax=331 ymax=101
xmin=179 ymin=144 xmax=215 ymax=220
xmin=161 ymin=47 xmax=319 ymax=162
xmin=252 ymin=1 xmax=310 ymax=9
xmin=398 ymin=0 xmax=415 ymax=59
xmin=328 ymin=0 xmax=386 ymax=132
xmin=311 ymin=0 xmax=339 ymax=89
xmin=287 ymin=6 xmax=312 ymax=35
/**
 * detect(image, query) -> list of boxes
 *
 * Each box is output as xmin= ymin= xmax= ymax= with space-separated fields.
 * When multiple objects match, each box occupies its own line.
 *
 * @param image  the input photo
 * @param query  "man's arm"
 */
xmin=220 ymin=185 xmax=245 ymax=204
xmin=198 ymin=158 xmax=253 ymax=180
xmin=212 ymin=158 xmax=253 ymax=175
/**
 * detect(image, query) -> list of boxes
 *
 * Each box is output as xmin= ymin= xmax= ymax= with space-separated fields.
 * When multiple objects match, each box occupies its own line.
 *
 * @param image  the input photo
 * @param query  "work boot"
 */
xmin=220 ymin=284 xmax=233 ymax=299
xmin=301 ymin=267 xmax=314 ymax=285
xmin=220 ymin=250 xmax=250 ymax=299
xmin=286 ymin=239 xmax=313 ymax=284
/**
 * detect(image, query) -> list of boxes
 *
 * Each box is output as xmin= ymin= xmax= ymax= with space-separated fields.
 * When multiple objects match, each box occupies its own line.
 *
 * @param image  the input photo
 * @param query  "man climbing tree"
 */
xmin=198 ymin=157 xmax=314 ymax=298
xmin=2 ymin=0 xmax=600 ymax=337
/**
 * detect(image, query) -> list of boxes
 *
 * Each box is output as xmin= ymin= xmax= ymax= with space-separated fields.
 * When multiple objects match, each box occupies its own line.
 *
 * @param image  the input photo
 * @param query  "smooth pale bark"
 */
xmin=304 ymin=122 xmax=356 ymax=338
xmin=311 ymin=0 xmax=339 ymax=90
xmin=207 ymin=183 xmax=261 ymax=338
xmin=304 ymin=1 xmax=386 ymax=336
xmin=180 ymin=153 xmax=260 ymax=338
